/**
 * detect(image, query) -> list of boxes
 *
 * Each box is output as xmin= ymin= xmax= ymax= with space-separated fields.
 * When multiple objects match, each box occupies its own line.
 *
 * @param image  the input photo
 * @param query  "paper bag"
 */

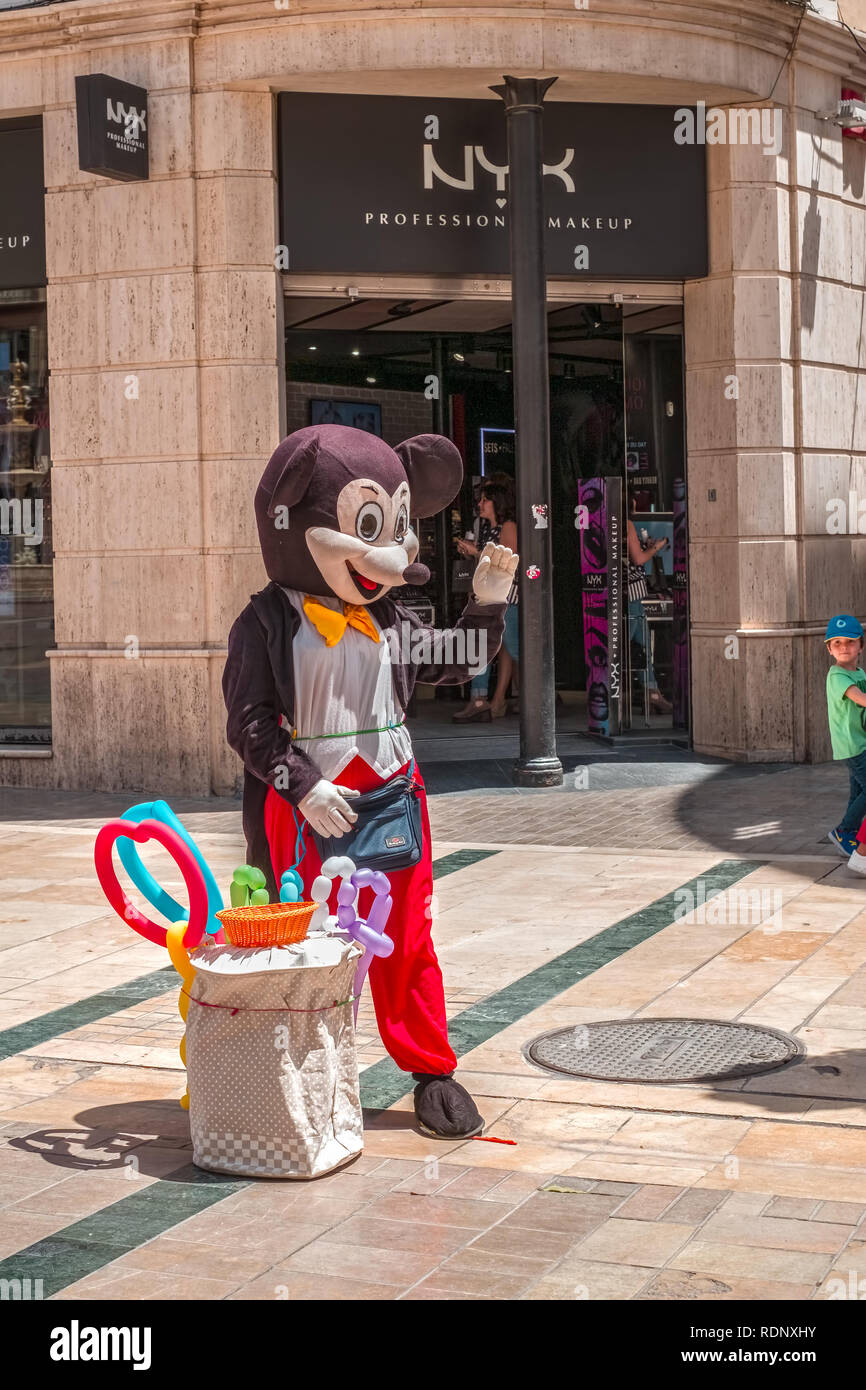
xmin=185 ymin=935 xmax=363 ymax=1179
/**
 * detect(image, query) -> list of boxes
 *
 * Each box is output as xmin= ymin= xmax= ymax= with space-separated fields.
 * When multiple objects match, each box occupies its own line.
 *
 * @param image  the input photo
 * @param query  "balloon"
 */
xmin=321 ymin=855 xmax=356 ymax=879
xmin=353 ymin=919 xmax=395 ymax=958
xmin=344 ymin=869 xmax=394 ymax=1022
xmin=118 ymin=800 xmax=224 ymax=936
xmin=304 ymin=857 xmax=393 ymax=1017
xmin=279 ymin=870 xmax=302 ymax=903
xmin=95 ymin=819 xmax=210 ymax=950
xmin=165 ymin=918 xmax=196 ymax=1111
xmin=230 ymin=865 xmax=268 ymax=908
xmin=310 ymin=875 xmax=332 ymax=904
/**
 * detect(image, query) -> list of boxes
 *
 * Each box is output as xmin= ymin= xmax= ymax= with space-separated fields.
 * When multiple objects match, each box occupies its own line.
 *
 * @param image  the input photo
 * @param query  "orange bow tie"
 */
xmin=303 ymin=596 xmax=380 ymax=647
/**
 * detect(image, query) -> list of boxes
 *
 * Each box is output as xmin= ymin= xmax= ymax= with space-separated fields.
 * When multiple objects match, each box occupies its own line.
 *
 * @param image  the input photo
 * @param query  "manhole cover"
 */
xmin=524 ymin=1018 xmax=803 ymax=1084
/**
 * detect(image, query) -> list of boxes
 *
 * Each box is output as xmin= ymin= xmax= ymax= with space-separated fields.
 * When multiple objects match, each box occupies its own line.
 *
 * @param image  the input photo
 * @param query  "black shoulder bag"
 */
xmin=309 ymin=758 xmax=423 ymax=872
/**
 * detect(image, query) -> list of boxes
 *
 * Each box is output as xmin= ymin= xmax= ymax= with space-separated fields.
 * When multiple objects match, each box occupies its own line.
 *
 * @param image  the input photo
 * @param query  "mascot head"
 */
xmin=255 ymin=424 xmax=464 ymax=603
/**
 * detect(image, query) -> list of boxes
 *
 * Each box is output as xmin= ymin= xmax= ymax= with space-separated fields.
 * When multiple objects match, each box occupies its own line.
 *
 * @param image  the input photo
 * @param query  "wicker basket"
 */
xmin=215 ymin=901 xmax=316 ymax=948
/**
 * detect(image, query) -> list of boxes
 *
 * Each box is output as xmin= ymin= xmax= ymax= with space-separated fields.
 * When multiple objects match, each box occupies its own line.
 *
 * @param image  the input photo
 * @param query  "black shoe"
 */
xmin=412 ymin=1072 xmax=484 ymax=1139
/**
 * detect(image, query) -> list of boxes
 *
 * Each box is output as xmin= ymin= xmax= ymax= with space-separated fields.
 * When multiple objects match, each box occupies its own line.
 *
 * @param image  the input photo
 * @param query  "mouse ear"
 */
xmin=258 ymin=431 xmax=321 ymax=519
xmin=394 ymin=434 xmax=464 ymax=518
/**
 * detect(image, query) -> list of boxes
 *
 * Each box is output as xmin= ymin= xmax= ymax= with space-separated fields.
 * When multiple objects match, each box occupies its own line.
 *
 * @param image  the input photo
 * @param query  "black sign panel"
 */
xmin=278 ymin=93 xmax=707 ymax=280
xmin=0 ymin=120 xmax=46 ymax=290
xmin=76 ymin=74 xmax=149 ymax=182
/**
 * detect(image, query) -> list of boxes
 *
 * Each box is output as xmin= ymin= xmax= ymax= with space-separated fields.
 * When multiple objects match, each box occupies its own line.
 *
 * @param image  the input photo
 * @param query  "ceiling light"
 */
xmin=351 ymin=349 xmax=360 ymax=357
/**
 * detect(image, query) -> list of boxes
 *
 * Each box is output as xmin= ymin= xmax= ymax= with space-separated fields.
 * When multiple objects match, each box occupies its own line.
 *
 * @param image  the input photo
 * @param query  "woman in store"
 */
xmin=452 ymin=476 xmax=519 ymax=722
xmin=627 ymin=516 xmax=672 ymax=715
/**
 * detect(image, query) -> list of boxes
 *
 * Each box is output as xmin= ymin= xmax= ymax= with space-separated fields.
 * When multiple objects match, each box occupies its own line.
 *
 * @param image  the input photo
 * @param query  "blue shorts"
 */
xmin=503 ymin=604 xmax=519 ymax=660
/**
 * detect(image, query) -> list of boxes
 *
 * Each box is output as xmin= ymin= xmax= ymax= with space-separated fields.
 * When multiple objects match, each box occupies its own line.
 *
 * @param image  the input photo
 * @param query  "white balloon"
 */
xmin=321 ymin=855 xmax=356 ymax=879
xmin=311 ymin=875 xmax=332 ymax=904
xmin=310 ymin=903 xmax=329 ymax=932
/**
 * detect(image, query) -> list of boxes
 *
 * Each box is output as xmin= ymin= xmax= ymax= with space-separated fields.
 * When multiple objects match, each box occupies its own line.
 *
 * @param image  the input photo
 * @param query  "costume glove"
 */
xmin=471 ymin=540 xmax=519 ymax=605
xmin=298 ymin=780 xmax=360 ymax=837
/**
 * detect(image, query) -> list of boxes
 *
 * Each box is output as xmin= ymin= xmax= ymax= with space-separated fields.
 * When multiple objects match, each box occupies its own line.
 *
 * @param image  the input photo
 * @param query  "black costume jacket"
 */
xmin=223 ymin=582 xmax=506 ymax=897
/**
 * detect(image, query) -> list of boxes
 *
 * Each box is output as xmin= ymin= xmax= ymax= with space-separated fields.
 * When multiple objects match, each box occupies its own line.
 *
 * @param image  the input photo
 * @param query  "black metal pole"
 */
xmin=431 ymin=335 xmax=453 ymax=704
xmin=431 ymin=336 xmax=451 ymax=630
xmin=492 ymin=74 xmax=562 ymax=787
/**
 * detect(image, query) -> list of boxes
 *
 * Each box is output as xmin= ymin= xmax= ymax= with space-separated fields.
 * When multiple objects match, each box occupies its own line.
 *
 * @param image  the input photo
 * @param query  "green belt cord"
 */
xmin=291 ymin=718 xmax=407 ymax=743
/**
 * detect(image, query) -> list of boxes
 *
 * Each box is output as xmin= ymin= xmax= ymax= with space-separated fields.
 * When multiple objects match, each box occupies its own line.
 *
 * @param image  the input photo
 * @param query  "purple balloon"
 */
xmin=337 ymin=880 xmax=356 ymax=907
xmin=337 ymin=903 xmax=357 ymax=930
xmin=354 ymin=921 xmax=394 ymax=957
xmin=352 ymin=868 xmax=390 ymax=896
xmin=367 ymin=893 xmax=393 ymax=935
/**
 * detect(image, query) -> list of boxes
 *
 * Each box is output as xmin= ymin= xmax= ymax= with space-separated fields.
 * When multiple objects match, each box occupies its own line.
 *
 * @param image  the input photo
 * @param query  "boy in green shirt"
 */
xmin=825 ymin=613 xmax=866 ymax=859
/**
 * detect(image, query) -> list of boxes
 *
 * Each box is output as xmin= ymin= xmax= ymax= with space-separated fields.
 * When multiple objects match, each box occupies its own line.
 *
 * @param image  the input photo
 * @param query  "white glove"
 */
xmin=472 ymin=541 xmax=519 ymax=605
xmin=298 ymin=780 xmax=360 ymax=837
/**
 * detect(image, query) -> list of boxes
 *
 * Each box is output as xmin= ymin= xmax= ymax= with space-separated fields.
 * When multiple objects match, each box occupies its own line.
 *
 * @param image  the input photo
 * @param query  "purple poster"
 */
xmin=672 ymin=476 xmax=689 ymax=728
xmin=579 ymin=476 xmax=622 ymax=737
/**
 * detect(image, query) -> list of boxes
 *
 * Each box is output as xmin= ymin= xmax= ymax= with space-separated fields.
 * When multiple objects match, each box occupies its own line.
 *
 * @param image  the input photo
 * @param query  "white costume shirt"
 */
xmin=282 ymin=587 xmax=414 ymax=783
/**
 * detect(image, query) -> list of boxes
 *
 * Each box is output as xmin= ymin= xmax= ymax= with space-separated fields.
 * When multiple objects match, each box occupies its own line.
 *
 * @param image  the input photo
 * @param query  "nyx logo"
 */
xmin=423 ymin=114 xmax=574 ymax=193
xmin=106 ymin=99 xmax=146 ymax=142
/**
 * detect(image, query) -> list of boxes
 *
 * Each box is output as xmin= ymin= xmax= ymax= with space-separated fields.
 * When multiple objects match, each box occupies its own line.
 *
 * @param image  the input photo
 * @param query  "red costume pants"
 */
xmin=264 ymin=755 xmax=456 ymax=1076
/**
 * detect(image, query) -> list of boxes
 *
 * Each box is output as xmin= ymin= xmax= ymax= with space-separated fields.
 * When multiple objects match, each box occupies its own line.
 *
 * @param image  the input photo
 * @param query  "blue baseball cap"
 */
xmin=825 ymin=614 xmax=864 ymax=641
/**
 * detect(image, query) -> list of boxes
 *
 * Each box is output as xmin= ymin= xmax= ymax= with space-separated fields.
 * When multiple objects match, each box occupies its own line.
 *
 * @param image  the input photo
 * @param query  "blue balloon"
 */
xmin=117 ymin=800 xmax=224 ymax=936
xmin=279 ymin=869 xmax=303 ymax=902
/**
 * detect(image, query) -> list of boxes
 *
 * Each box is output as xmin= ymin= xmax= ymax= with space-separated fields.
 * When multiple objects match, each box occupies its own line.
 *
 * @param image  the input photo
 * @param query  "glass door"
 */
xmin=622 ymin=306 xmax=687 ymax=733
xmin=0 ymin=288 xmax=53 ymax=746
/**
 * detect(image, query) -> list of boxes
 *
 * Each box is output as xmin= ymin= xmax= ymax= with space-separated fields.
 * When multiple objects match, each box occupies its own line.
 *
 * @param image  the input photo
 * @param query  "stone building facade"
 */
xmin=0 ymin=0 xmax=865 ymax=791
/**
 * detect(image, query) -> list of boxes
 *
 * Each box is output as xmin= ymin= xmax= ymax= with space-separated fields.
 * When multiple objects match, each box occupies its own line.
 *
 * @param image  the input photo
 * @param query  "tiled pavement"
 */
xmin=2 ymin=754 xmax=866 ymax=1300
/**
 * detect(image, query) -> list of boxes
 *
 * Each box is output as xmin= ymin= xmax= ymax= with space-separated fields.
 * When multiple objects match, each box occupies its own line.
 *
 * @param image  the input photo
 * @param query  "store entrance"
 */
xmin=283 ymin=294 xmax=687 ymax=749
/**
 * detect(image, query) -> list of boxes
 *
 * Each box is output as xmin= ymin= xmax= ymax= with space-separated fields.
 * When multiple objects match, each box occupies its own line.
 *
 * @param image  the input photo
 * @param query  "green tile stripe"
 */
xmin=0 ymin=848 xmax=500 ymax=1298
xmin=0 ymin=850 xmax=498 ymax=1067
xmin=431 ymin=848 xmax=499 ymax=879
xmin=0 ymin=854 xmax=758 ymax=1297
xmin=359 ymin=858 xmax=761 ymax=1108
xmin=0 ymin=1166 xmax=247 ymax=1299
xmin=0 ymin=968 xmax=179 ymax=1064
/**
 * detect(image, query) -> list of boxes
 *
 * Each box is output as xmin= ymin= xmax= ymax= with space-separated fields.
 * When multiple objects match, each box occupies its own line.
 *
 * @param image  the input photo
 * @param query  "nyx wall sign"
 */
xmin=278 ymin=93 xmax=707 ymax=279
xmin=76 ymin=74 xmax=149 ymax=182
xmin=0 ymin=119 xmax=46 ymax=290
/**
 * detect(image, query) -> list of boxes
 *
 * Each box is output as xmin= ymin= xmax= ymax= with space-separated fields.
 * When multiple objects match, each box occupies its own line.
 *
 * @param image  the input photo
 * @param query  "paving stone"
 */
xmin=814 ymin=1201 xmax=865 ymax=1225
xmin=541 ymin=1176 xmax=598 ymax=1193
xmin=764 ymin=1196 xmax=821 ymax=1220
xmin=617 ymin=1185 xmax=683 ymax=1221
xmin=573 ymin=1217 xmax=696 ymax=1268
xmin=503 ymin=1191 xmax=621 ymax=1233
xmin=636 ymin=1269 xmax=813 ymax=1301
xmin=664 ymin=1189 xmax=728 ymax=1224
xmin=467 ymin=1222 xmax=577 ymax=1263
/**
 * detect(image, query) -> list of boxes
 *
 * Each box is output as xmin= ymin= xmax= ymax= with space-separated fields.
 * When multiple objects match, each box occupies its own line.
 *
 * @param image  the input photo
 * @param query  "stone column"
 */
xmin=686 ymin=62 xmax=866 ymax=763
xmin=192 ymin=86 xmax=280 ymax=795
xmin=44 ymin=48 xmax=277 ymax=793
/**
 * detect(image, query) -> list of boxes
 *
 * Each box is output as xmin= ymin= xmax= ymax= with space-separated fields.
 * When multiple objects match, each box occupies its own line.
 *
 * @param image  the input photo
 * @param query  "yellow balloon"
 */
xmin=166 ymin=921 xmax=196 ymax=1111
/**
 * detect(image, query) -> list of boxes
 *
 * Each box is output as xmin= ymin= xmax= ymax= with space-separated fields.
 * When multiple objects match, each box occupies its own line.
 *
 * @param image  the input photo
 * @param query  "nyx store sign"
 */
xmin=278 ymin=93 xmax=707 ymax=279
xmin=0 ymin=119 xmax=46 ymax=290
xmin=76 ymin=75 xmax=149 ymax=182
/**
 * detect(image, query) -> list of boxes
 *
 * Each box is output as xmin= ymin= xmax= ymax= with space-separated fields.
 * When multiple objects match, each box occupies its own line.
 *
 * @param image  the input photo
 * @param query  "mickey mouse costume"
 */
xmin=223 ymin=425 xmax=518 ymax=1139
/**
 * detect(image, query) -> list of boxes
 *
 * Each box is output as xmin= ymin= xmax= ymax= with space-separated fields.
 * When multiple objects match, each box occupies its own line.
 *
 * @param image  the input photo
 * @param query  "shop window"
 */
xmin=0 ymin=289 xmax=52 ymax=746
